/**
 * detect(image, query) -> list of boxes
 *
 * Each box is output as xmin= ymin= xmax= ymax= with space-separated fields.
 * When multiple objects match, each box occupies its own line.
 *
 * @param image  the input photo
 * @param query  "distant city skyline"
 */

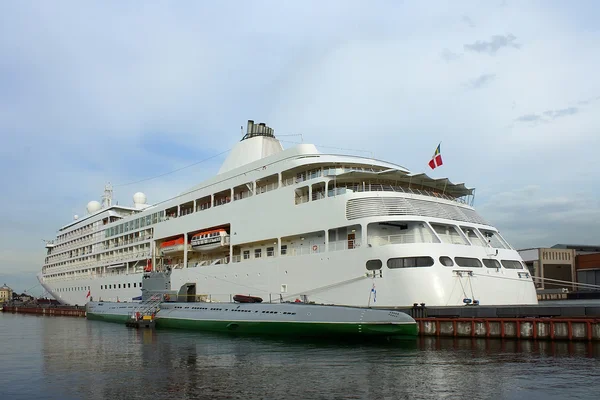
xmin=1 ymin=1 xmax=599 ymax=293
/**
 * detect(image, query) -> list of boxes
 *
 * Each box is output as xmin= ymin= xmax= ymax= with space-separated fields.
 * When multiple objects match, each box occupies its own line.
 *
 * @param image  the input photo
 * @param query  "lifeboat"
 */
xmin=160 ymin=237 xmax=185 ymax=254
xmin=233 ymin=294 xmax=263 ymax=303
xmin=191 ymin=229 xmax=229 ymax=252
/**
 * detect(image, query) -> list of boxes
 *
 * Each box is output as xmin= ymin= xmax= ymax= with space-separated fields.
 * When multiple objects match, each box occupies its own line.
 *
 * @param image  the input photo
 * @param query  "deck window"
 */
xmin=483 ymin=259 xmax=501 ymax=269
xmin=454 ymin=257 xmax=482 ymax=268
xmin=243 ymin=250 xmax=250 ymax=260
xmin=255 ymin=249 xmax=262 ymax=258
xmin=501 ymin=260 xmax=523 ymax=269
xmin=387 ymin=256 xmax=434 ymax=269
xmin=366 ymin=259 xmax=382 ymax=270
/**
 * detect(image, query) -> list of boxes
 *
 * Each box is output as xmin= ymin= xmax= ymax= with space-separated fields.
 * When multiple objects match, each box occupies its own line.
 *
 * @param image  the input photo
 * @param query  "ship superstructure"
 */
xmin=39 ymin=120 xmax=538 ymax=307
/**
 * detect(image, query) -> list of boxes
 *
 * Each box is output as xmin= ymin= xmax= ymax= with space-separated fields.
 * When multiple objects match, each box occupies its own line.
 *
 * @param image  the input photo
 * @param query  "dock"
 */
xmin=1 ymin=304 xmax=86 ymax=317
xmin=398 ymin=304 xmax=600 ymax=341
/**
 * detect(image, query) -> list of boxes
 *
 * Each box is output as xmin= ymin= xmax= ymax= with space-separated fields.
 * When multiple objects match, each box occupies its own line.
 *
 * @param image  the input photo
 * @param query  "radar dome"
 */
xmin=87 ymin=200 xmax=102 ymax=214
xmin=73 ymin=215 xmax=79 ymax=220
xmin=133 ymin=192 xmax=147 ymax=205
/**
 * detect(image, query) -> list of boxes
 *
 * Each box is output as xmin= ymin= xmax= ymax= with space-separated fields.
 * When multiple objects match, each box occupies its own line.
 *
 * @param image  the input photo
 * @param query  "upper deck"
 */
xmin=42 ymin=120 xmax=478 ymax=275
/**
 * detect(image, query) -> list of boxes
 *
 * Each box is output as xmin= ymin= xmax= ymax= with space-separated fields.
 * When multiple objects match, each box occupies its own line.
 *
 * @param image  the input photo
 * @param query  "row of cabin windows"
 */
xmin=366 ymin=257 xmax=525 ymax=270
xmin=105 ymin=211 xmax=165 ymax=238
xmin=99 ymin=282 xmax=142 ymax=290
xmin=57 ymin=286 xmax=90 ymax=292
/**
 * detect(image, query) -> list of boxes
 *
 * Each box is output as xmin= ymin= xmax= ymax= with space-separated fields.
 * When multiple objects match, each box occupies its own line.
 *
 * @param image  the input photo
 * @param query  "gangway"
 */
xmin=125 ymin=292 xmax=164 ymax=329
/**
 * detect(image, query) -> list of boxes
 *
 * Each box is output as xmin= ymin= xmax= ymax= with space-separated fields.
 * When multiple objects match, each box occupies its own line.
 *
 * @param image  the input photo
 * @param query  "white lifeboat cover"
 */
xmin=218 ymin=136 xmax=284 ymax=175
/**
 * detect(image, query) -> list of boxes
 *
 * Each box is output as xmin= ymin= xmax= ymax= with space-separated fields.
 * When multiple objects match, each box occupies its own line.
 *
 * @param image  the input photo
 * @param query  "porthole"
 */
xmin=439 ymin=256 xmax=454 ymax=267
xmin=366 ymin=259 xmax=382 ymax=270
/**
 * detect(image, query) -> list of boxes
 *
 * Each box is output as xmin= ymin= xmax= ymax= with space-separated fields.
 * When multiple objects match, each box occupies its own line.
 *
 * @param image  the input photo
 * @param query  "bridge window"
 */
xmin=479 ymin=229 xmax=510 ymax=249
xmin=431 ymin=224 xmax=468 ymax=245
xmin=460 ymin=227 xmax=486 ymax=247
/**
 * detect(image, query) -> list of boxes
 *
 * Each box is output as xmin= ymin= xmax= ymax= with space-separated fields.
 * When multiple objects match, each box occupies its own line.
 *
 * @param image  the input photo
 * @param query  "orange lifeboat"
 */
xmin=160 ymin=236 xmax=185 ymax=254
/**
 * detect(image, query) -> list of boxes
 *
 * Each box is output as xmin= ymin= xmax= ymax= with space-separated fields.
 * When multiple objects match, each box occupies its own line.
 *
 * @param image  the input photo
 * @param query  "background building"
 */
xmin=518 ymin=244 xmax=600 ymax=291
xmin=0 ymin=283 xmax=13 ymax=303
xmin=576 ymin=253 xmax=600 ymax=287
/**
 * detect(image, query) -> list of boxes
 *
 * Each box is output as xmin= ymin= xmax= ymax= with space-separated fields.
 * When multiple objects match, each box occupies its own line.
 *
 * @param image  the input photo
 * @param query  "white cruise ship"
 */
xmin=39 ymin=120 xmax=538 ymax=307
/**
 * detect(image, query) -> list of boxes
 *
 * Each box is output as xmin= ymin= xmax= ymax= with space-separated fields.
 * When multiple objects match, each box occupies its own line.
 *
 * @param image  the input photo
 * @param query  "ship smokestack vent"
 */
xmin=241 ymin=120 xmax=275 ymax=141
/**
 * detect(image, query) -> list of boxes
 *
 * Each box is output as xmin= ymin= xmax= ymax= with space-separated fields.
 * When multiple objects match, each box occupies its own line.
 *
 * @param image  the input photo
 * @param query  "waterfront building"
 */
xmin=518 ymin=244 xmax=600 ymax=290
xmin=0 ymin=284 xmax=13 ymax=303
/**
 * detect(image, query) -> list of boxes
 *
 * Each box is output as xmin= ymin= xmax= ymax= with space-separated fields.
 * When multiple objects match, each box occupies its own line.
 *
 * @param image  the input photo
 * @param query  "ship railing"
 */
xmin=367 ymin=234 xmax=437 ymax=246
xmin=181 ymin=292 xmax=313 ymax=304
xmin=328 ymin=184 xmax=469 ymax=204
xmin=281 ymin=177 xmax=295 ymax=187
xmin=186 ymin=257 xmax=230 ymax=268
xmin=328 ymin=239 xmax=360 ymax=252
xmin=283 ymin=245 xmax=325 ymax=257
xmin=295 ymin=194 xmax=309 ymax=205
xmin=256 ymin=182 xmax=278 ymax=195
xmin=311 ymin=191 xmax=327 ymax=201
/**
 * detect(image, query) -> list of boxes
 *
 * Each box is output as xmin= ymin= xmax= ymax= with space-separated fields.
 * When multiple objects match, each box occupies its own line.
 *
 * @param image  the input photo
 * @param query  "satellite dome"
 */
xmin=133 ymin=192 xmax=147 ymax=205
xmin=87 ymin=200 xmax=102 ymax=214
xmin=73 ymin=215 xmax=79 ymax=220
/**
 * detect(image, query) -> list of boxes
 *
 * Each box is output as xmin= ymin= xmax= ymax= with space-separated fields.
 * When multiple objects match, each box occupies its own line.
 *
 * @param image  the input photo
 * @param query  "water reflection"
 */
xmin=0 ymin=315 xmax=589 ymax=400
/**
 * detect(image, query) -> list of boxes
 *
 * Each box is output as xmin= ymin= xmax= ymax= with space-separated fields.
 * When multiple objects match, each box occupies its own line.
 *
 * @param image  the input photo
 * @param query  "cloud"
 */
xmin=466 ymin=73 xmax=496 ymax=89
xmin=514 ymin=114 xmax=543 ymax=123
xmin=478 ymin=186 xmax=600 ymax=249
xmin=464 ymin=34 xmax=521 ymax=55
xmin=461 ymin=15 xmax=475 ymax=28
xmin=515 ymin=106 xmax=579 ymax=124
xmin=441 ymin=48 xmax=461 ymax=62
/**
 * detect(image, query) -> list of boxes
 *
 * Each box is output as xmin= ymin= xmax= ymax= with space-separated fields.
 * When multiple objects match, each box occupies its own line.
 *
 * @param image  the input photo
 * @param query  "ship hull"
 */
xmin=41 ymin=243 xmax=538 ymax=307
xmin=86 ymin=301 xmax=418 ymax=338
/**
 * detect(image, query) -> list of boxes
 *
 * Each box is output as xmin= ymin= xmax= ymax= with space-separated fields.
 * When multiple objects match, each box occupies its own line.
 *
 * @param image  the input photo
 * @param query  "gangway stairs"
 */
xmin=126 ymin=292 xmax=164 ymax=329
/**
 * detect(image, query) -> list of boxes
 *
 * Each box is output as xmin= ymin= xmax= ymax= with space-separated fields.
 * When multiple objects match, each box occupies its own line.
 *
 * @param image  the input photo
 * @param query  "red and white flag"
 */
xmin=86 ymin=290 xmax=91 ymax=299
xmin=428 ymin=143 xmax=443 ymax=170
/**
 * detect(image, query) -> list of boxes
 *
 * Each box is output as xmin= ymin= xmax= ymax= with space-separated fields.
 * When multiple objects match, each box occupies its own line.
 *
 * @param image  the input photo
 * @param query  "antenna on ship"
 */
xmin=102 ymin=183 xmax=113 ymax=208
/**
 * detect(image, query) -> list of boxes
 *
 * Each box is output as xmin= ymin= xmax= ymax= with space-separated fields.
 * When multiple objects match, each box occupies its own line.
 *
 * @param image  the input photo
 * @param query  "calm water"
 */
xmin=1 ymin=313 xmax=599 ymax=400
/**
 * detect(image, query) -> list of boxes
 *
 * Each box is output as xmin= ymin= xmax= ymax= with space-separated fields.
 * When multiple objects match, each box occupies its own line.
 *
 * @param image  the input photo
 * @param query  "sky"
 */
xmin=1 ymin=1 xmax=599 ymax=294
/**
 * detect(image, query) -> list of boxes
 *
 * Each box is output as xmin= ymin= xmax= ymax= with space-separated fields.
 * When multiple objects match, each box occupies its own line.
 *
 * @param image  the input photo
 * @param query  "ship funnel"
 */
xmin=219 ymin=119 xmax=283 ymax=174
xmin=241 ymin=120 xmax=276 ymax=141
